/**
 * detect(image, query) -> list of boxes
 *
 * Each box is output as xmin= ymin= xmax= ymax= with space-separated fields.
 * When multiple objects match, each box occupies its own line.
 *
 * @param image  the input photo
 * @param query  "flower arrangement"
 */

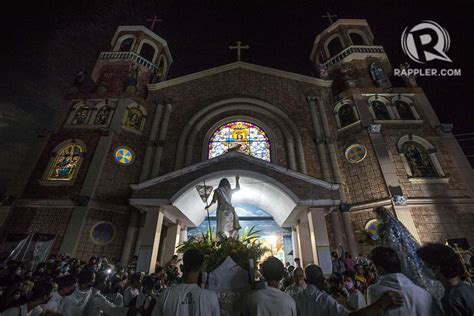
xmin=177 ymin=226 xmax=268 ymax=273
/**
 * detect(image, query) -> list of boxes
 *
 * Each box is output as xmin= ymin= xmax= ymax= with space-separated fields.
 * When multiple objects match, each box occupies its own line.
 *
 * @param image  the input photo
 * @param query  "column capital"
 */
xmin=305 ymin=95 xmax=319 ymax=104
xmin=339 ymin=203 xmax=352 ymax=213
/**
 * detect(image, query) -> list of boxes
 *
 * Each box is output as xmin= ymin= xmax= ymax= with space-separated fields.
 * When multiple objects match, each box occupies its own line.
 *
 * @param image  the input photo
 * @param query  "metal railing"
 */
xmin=98 ymin=51 xmax=157 ymax=71
xmin=323 ymin=45 xmax=385 ymax=69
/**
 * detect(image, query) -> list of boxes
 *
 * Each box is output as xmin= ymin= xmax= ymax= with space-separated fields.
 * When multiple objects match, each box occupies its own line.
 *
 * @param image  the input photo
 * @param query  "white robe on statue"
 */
xmin=367 ymin=273 xmax=441 ymax=316
xmin=152 ymin=283 xmax=220 ymax=316
xmin=293 ymin=284 xmax=349 ymax=316
xmin=245 ymin=285 xmax=297 ymax=316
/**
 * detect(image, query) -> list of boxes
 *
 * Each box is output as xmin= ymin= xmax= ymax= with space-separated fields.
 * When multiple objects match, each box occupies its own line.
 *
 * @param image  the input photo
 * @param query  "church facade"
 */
xmin=1 ymin=19 xmax=473 ymax=273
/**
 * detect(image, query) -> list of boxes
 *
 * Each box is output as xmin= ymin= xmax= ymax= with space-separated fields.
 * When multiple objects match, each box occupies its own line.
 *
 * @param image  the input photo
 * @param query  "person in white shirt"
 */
xmin=2 ymin=281 xmax=53 ymax=316
xmin=342 ymin=270 xmax=367 ymax=310
xmin=42 ymin=275 xmax=77 ymax=313
xmin=152 ymin=248 xmax=220 ymax=316
xmin=367 ymin=246 xmax=441 ymax=316
xmin=123 ymin=272 xmax=143 ymax=307
xmin=85 ymin=272 xmax=128 ymax=316
xmin=246 ymin=256 xmax=297 ymax=316
xmin=294 ymin=264 xmax=404 ymax=316
xmin=61 ymin=269 xmax=95 ymax=316
xmin=284 ymin=267 xmax=307 ymax=298
xmin=105 ymin=276 xmax=125 ymax=307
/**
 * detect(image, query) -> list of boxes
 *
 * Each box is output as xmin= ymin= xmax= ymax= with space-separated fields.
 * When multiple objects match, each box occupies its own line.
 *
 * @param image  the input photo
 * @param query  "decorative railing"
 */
xmin=323 ymin=45 xmax=385 ymax=69
xmin=98 ymin=51 xmax=157 ymax=71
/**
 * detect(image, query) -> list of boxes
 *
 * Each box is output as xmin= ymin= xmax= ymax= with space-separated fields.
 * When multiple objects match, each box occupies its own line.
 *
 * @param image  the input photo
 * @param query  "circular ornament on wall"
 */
xmin=90 ymin=221 xmax=116 ymax=245
xmin=345 ymin=143 xmax=368 ymax=163
xmin=114 ymin=146 xmax=135 ymax=165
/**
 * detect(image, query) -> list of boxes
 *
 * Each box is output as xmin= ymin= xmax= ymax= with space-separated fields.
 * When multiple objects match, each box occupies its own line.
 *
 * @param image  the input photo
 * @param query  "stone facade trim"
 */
xmin=147 ymin=62 xmax=332 ymax=91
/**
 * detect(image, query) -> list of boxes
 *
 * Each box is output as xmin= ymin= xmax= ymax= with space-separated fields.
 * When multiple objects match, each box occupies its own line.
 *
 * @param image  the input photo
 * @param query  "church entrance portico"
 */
xmin=130 ymin=151 xmax=343 ymax=274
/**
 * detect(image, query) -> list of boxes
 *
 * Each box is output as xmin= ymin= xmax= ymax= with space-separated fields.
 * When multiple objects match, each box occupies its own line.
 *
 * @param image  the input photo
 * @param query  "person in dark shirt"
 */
xmin=417 ymin=243 xmax=474 ymax=316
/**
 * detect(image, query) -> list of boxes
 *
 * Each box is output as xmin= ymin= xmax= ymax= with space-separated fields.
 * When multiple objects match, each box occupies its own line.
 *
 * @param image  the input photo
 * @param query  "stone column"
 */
xmin=294 ymin=221 xmax=304 ymax=264
xmin=340 ymin=207 xmax=358 ymax=259
xmin=329 ymin=207 xmax=344 ymax=248
xmin=161 ymin=220 xmax=182 ymax=266
xmin=136 ymin=207 xmax=165 ymax=274
xmin=316 ymin=96 xmax=357 ymax=255
xmin=306 ymin=96 xmax=331 ymax=181
xmin=139 ymin=101 xmax=163 ymax=182
xmin=291 ymin=226 xmax=300 ymax=261
xmin=151 ymin=102 xmax=172 ymax=178
xmin=307 ymin=208 xmax=332 ymax=275
xmin=134 ymin=213 xmax=145 ymax=256
xmin=120 ymin=210 xmax=139 ymax=265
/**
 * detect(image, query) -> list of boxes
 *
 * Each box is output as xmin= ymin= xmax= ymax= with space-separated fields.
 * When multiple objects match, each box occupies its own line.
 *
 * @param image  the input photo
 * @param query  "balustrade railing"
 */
xmin=98 ymin=51 xmax=157 ymax=71
xmin=323 ymin=45 xmax=385 ymax=69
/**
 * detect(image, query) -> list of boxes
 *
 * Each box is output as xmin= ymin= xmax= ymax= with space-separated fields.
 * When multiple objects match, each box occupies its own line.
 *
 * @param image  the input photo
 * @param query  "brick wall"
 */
xmin=75 ymin=208 xmax=130 ymax=261
xmin=411 ymin=205 xmax=474 ymax=246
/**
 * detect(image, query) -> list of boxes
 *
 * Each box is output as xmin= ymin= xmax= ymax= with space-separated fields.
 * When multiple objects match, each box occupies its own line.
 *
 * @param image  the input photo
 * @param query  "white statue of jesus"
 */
xmin=206 ymin=175 xmax=241 ymax=238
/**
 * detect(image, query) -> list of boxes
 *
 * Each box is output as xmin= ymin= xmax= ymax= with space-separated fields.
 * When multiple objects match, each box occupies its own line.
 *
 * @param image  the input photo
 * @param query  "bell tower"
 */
xmin=310 ymin=19 xmax=392 ymax=93
xmin=91 ymin=25 xmax=173 ymax=95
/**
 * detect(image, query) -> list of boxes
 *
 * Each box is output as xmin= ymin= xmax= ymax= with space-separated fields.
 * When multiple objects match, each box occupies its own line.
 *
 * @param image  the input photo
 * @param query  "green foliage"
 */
xmin=177 ymin=226 xmax=268 ymax=272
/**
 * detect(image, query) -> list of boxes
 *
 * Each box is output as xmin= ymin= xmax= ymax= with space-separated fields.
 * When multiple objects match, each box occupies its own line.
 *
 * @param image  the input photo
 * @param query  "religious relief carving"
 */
xmin=123 ymin=106 xmax=145 ymax=131
xmin=94 ymin=106 xmax=112 ymax=125
xmin=317 ymin=64 xmax=329 ymax=80
xmin=392 ymin=195 xmax=408 ymax=206
xmin=340 ymin=63 xmax=358 ymax=87
xmin=369 ymin=62 xmax=392 ymax=89
xmin=150 ymin=66 xmax=163 ymax=84
xmin=368 ymin=124 xmax=381 ymax=134
xmin=47 ymin=144 xmax=84 ymax=181
xmin=127 ymin=63 xmax=140 ymax=87
xmin=72 ymin=107 xmax=89 ymax=125
xmin=402 ymin=141 xmax=438 ymax=177
xmin=399 ymin=62 xmax=417 ymax=87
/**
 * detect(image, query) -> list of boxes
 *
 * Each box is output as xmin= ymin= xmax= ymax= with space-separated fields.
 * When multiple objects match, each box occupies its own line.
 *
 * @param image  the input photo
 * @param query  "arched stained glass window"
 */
xmin=402 ymin=141 xmax=438 ymax=177
xmin=47 ymin=143 xmax=84 ymax=181
xmin=208 ymin=121 xmax=270 ymax=161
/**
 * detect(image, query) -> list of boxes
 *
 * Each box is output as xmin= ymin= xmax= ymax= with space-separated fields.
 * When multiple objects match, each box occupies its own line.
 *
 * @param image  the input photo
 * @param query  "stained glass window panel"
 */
xmin=402 ymin=141 xmax=438 ymax=177
xmin=208 ymin=121 xmax=270 ymax=161
xmin=47 ymin=144 xmax=84 ymax=181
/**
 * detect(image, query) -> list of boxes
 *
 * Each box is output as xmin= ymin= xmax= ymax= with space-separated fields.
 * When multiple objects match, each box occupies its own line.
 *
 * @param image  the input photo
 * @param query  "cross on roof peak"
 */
xmin=146 ymin=15 xmax=163 ymax=31
xmin=321 ymin=12 xmax=338 ymax=25
xmin=229 ymin=41 xmax=249 ymax=62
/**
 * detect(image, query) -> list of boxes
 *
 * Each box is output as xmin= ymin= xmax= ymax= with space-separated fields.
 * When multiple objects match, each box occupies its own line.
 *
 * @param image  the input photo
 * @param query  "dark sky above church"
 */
xmin=0 ymin=0 xmax=472 ymax=194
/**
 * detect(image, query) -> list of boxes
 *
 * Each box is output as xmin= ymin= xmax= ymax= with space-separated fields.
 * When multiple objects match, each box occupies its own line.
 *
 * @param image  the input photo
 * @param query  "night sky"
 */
xmin=0 ymin=0 xmax=473 ymax=195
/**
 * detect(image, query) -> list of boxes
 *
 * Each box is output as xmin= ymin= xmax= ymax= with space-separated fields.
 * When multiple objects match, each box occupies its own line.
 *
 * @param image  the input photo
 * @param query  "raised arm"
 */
xmin=233 ymin=175 xmax=240 ymax=192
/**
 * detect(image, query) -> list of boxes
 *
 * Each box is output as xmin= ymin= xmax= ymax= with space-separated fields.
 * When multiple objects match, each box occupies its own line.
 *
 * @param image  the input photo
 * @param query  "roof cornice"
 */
xmin=147 ymin=62 xmax=332 ymax=91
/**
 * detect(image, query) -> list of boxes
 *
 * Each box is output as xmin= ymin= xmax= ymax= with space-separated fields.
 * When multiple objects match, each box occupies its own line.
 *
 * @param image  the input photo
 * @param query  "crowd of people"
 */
xmin=0 ymin=243 xmax=472 ymax=315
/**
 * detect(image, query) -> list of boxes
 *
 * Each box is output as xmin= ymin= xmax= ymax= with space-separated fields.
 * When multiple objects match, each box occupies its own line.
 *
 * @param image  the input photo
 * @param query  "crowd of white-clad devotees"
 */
xmin=0 ymin=243 xmax=473 ymax=316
